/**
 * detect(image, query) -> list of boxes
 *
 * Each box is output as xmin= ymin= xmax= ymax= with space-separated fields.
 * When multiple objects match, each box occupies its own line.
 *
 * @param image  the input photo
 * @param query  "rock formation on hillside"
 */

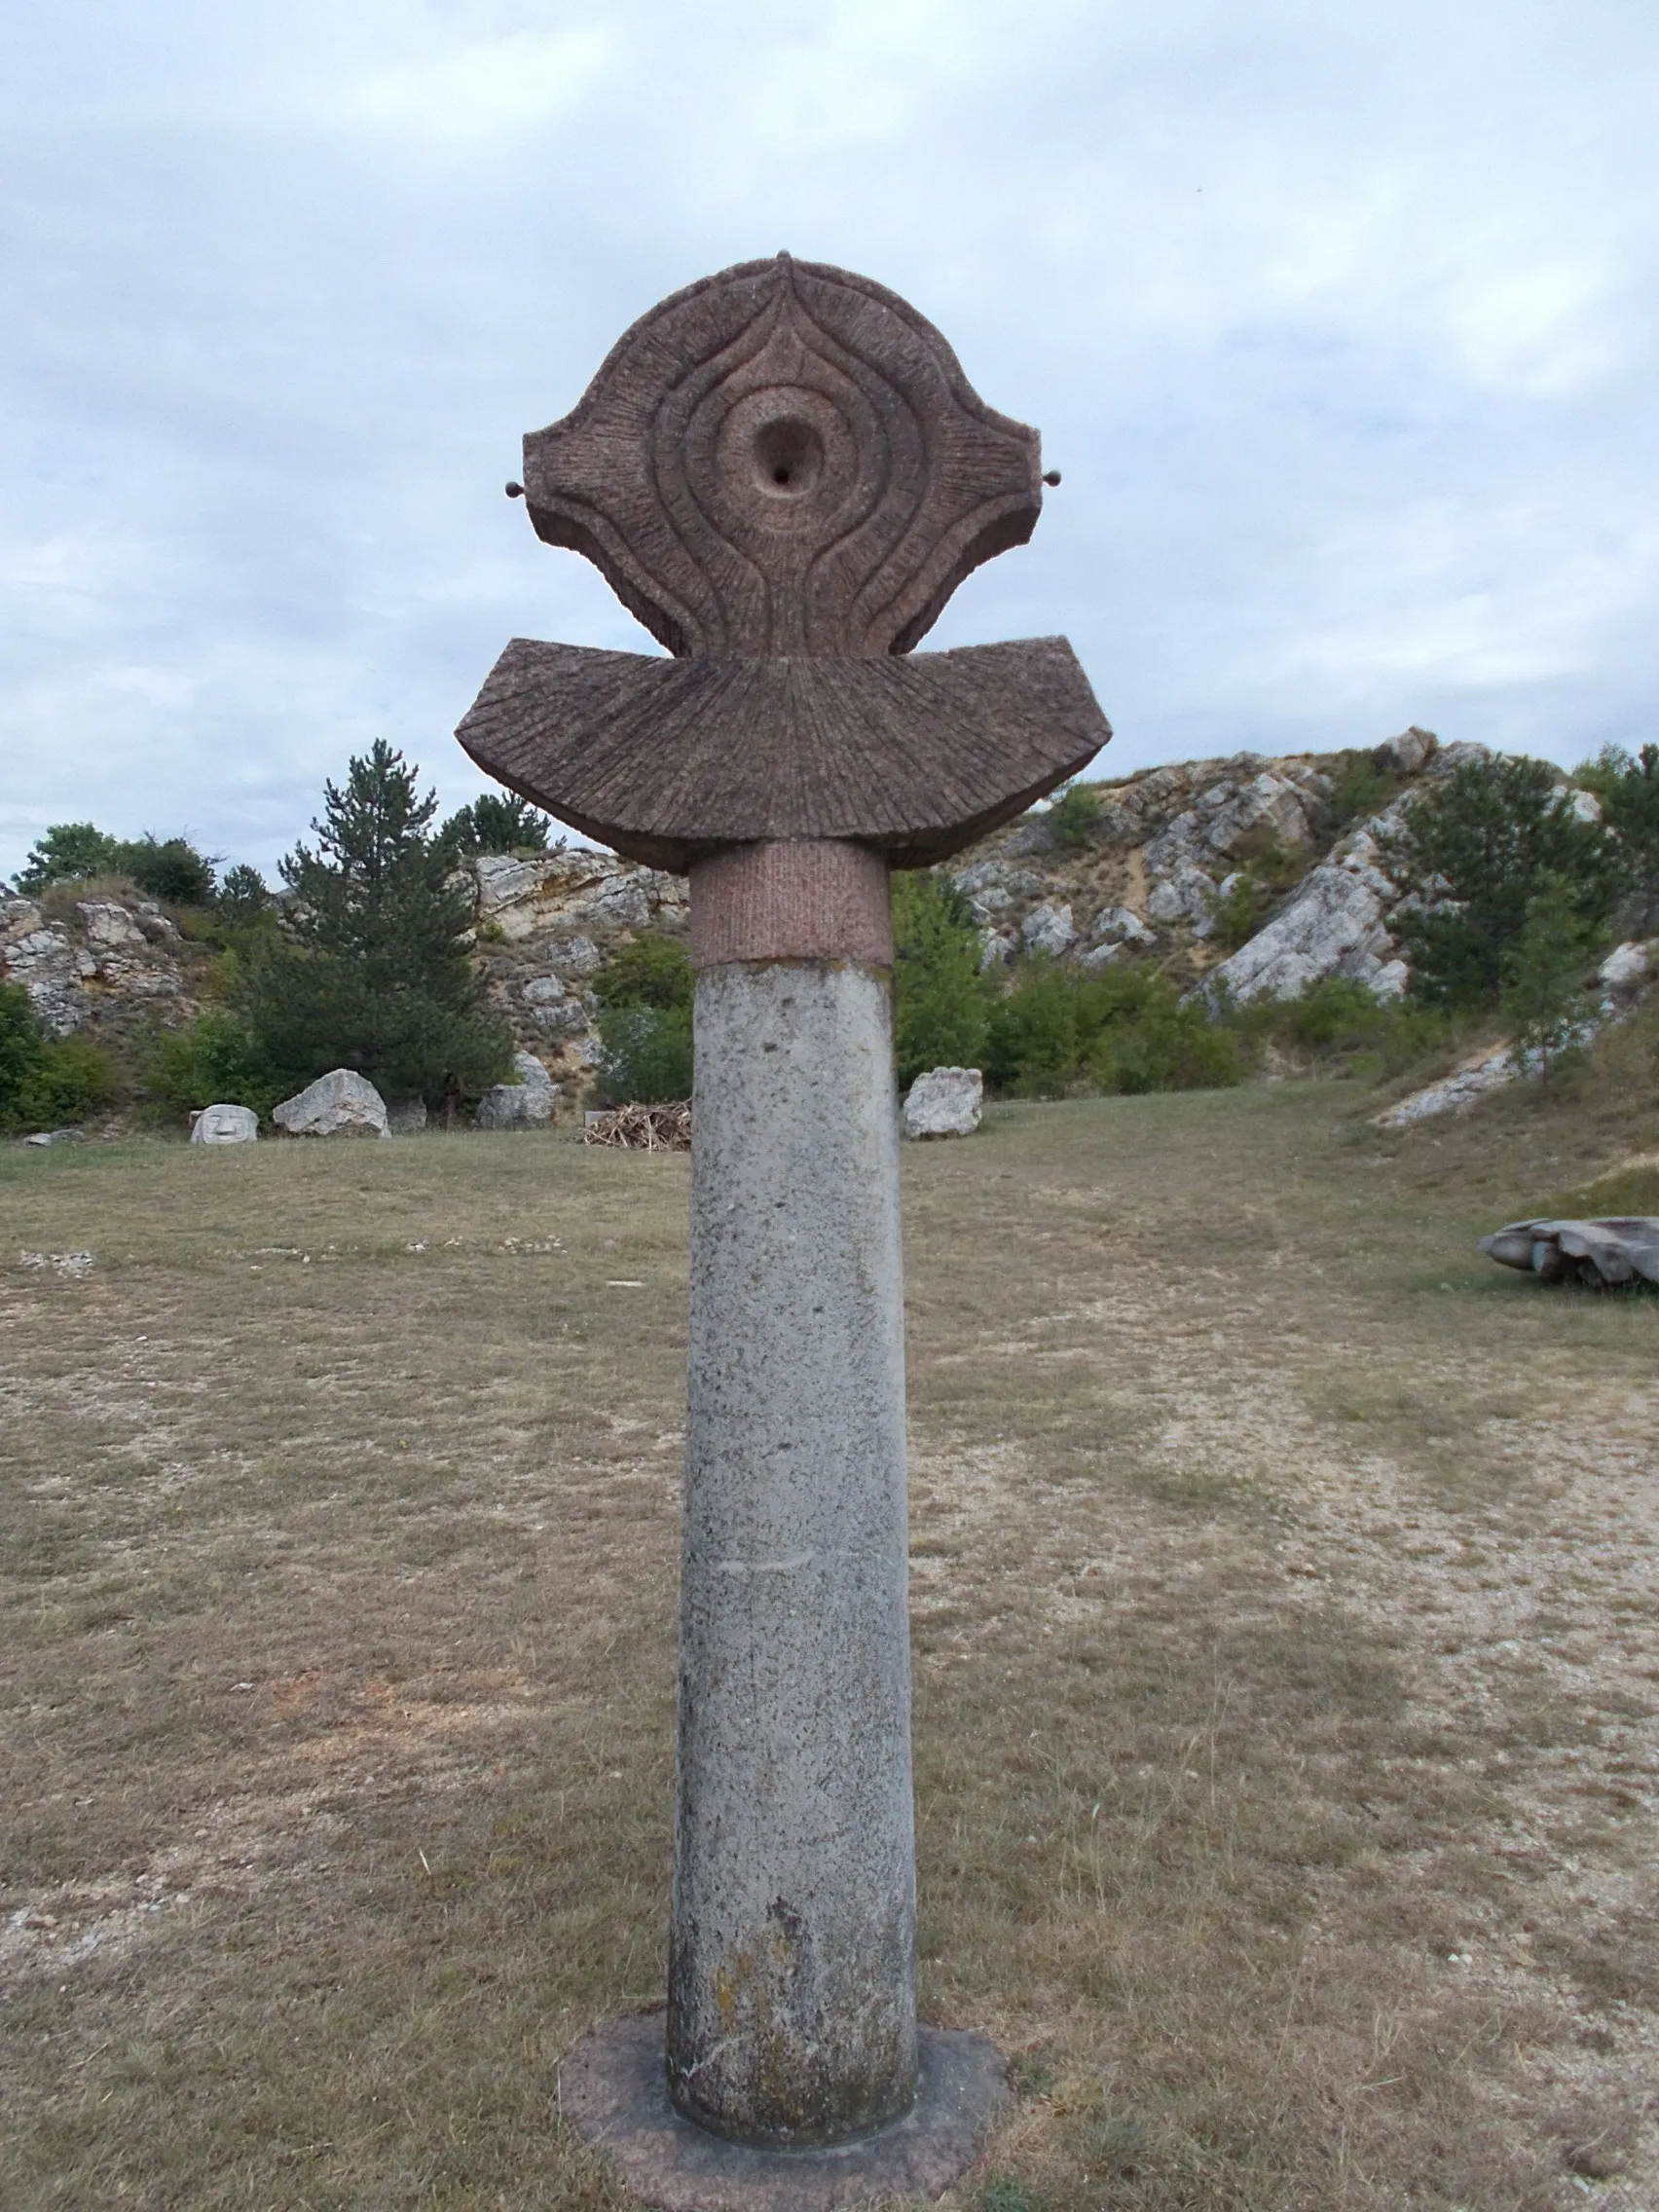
xmin=2 ymin=727 xmax=1514 ymax=1111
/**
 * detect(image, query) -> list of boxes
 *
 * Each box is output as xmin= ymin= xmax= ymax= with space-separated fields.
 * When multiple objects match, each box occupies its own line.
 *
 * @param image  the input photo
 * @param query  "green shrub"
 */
xmin=1582 ymin=741 xmax=1659 ymax=926
xmin=13 ymin=1037 xmax=122 ymax=1127
xmin=122 ymin=834 xmax=217 ymax=905
xmin=1498 ymin=874 xmax=1604 ymax=1062
xmin=592 ymin=1005 xmax=694 ymax=1105
xmin=141 ymin=1012 xmax=284 ymax=1123
xmin=1046 ymin=779 xmax=1103 ymax=850
xmin=1207 ymin=872 xmax=1272 ymax=952
xmin=1204 ymin=838 xmax=1311 ymax=952
xmin=1328 ymin=751 xmax=1401 ymax=830
xmin=592 ymin=932 xmax=694 ymax=1014
xmin=984 ymin=962 xmax=1244 ymax=1097
xmin=1236 ymin=977 xmax=1452 ymax=1082
xmin=892 ymin=869 xmax=988 ymax=1088
xmin=13 ymin=823 xmax=126 ymax=893
xmin=0 ymin=984 xmax=121 ymax=1129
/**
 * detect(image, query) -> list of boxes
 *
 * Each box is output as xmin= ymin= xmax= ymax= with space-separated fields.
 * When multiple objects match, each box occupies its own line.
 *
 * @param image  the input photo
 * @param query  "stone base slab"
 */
xmin=560 ymin=2010 xmax=1011 ymax=2211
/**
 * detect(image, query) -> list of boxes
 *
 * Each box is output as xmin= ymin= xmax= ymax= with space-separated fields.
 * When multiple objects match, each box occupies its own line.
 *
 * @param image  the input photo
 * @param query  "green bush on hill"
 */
xmin=14 ymin=824 xmax=219 ymax=905
xmin=437 ymin=793 xmax=553 ymax=859
xmin=1581 ymin=741 xmax=1659 ymax=928
xmin=1045 ymin=780 xmax=1103 ymax=851
xmin=589 ymin=931 xmax=694 ymax=1104
xmin=141 ymin=1010 xmax=287 ymax=1124
xmin=892 ymin=870 xmax=989 ymax=1088
xmin=984 ymin=960 xmax=1244 ymax=1097
xmin=0 ymin=982 xmax=121 ymax=1132
xmin=1235 ymin=976 xmax=1453 ymax=1085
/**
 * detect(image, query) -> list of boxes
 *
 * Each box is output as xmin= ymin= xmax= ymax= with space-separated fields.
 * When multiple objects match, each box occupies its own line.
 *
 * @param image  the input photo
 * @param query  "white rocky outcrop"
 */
xmin=902 ymin=1066 xmax=982 ymax=1139
xmin=1020 ymin=902 xmax=1077 ymax=958
xmin=273 ymin=1068 xmax=389 ymax=1138
xmin=1600 ymin=940 xmax=1649 ymax=994
xmin=1375 ymin=726 xmax=1439 ymax=775
xmin=1201 ymin=792 xmax=1422 ymax=1004
xmin=1089 ymin=906 xmax=1155 ymax=947
xmin=475 ymin=1051 xmax=558 ymax=1130
xmin=469 ymin=849 xmax=685 ymax=943
xmin=190 ymin=1103 xmax=259 ymax=1144
xmin=1147 ymin=864 xmax=1218 ymax=935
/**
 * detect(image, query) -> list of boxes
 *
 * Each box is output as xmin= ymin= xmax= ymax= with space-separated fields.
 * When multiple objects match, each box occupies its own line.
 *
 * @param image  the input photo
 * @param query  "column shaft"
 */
xmin=666 ymin=948 xmax=917 ymax=2148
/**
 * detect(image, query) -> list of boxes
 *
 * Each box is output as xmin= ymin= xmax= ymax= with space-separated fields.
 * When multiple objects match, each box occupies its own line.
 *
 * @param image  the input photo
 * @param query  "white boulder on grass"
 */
xmin=475 ymin=1051 xmax=558 ymax=1131
xmin=902 ymin=1066 xmax=983 ymax=1140
xmin=190 ymin=1103 xmax=258 ymax=1145
xmin=273 ymin=1068 xmax=389 ymax=1138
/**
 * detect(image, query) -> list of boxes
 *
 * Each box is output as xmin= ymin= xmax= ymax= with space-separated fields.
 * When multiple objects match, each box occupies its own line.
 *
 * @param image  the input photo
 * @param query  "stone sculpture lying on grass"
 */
xmin=1480 ymin=1217 xmax=1659 ymax=1288
xmin=189 ymin=1103 xmax=258 ymax=1145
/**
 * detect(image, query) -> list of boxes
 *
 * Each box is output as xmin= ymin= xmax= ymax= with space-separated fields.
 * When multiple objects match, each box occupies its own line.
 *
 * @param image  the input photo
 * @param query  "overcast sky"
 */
xmin=3 ymin=0 xmax=1656 ymax=882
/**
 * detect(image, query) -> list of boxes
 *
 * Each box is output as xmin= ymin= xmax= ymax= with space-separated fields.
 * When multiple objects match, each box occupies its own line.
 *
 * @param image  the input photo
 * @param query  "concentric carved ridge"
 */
xmin=521 ymin=254 xmax=1043 ymax=658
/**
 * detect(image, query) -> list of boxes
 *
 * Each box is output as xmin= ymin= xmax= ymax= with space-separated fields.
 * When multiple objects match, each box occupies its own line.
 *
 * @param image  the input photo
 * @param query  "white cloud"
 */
xmin=333 ymin=25 xmax=620 ymax=145
xmin=1 ymin=0 xmax=1656 ymax=875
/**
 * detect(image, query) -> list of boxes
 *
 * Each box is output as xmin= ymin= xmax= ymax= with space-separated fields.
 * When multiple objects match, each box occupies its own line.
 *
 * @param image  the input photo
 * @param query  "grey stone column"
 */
xmin=666 ymin=842 xmax=917 ymax=2149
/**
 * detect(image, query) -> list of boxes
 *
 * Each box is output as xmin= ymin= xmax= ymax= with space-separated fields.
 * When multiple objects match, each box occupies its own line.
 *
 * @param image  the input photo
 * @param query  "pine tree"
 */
xmin=1380 ymin=755 xmax=1623 ymax=1007
xmin=436 ymin=793 xmax=552 ymax=859
xmin=245 ymin=741 xmax=511 ymax=1105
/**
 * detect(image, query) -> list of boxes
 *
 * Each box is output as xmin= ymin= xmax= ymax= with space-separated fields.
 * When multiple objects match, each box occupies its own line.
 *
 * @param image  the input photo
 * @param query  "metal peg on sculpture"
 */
xmin=457 ymin=254 xmax=1110 ymax=2211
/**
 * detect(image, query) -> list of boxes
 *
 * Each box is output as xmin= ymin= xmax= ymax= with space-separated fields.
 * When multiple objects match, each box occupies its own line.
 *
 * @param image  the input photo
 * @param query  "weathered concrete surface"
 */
xmin=563 ymin=2010 xmax=1010 ymax=2211
xmin=669 ymin=957 xmax=916 ymax=2148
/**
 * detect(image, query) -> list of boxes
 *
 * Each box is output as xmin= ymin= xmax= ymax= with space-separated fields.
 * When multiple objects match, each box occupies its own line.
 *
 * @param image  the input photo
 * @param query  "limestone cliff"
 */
xmin=1 ymin=727 xmax=1500 ymax=1091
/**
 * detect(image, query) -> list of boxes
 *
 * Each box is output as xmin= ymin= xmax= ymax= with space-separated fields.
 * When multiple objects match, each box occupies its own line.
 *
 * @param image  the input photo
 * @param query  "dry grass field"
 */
xmin=2 ymin=1071 xmax=1656 ymax=2211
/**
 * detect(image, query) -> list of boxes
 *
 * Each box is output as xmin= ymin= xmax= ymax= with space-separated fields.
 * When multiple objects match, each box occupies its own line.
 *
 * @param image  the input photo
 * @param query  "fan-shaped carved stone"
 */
xmin=458 ymin=636 xmax=1108 ymax=873
xmin=521 ymin=253 xmax=1043 ymax=659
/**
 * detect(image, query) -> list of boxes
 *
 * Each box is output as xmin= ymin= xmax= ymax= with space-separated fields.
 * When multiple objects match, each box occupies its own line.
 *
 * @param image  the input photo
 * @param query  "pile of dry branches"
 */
xmin=581 ymin=1101 xmax=692 ymax=1152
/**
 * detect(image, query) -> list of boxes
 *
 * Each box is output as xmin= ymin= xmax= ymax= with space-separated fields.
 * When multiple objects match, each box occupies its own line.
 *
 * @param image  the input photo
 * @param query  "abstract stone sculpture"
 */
xmin=459 ymin=254 xmax=1105 ymax=869
xmin=458 ymin=254 xmax=1109 ymax=2208
xmin=1481 ymin=1217 xmax=1659 ymax=1287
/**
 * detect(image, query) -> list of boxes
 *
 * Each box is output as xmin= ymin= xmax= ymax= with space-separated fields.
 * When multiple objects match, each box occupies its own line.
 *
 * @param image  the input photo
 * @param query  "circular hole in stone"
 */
xmin=753 ymin=418 xmax=824 ymax=498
